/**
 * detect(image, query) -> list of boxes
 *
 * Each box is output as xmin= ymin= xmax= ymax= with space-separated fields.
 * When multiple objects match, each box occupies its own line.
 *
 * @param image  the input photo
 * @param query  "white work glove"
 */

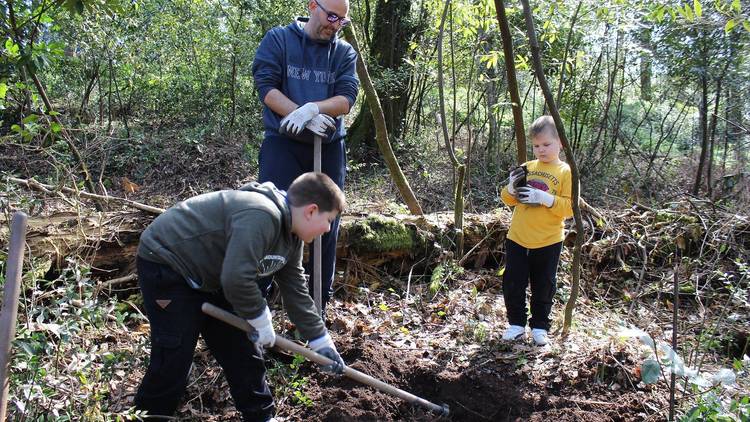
xmin=516 ymin=186 xmax=555 ymax=208
xmin=246 ymin=306 xmax=276 ymax=348
xmin=279 ymin=102 xmax=319 ymax=135
xmin=507 ymin=166 xmax=526 ymax=195
xmin=305 ymin=113 xmax=336 ymax=137
xmin=309 ymin=333 xmax=345 ymax=375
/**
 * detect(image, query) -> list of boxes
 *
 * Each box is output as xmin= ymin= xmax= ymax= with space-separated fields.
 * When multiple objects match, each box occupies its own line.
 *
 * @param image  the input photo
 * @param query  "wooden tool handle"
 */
xmin=0 ymin=212 xmax=29 ymax=420
xmin=200 ymin=303 xmax=449 ymax=416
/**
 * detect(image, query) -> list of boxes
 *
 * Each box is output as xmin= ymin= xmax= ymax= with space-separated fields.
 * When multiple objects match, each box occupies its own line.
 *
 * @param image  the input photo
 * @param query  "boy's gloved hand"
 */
xmin=247 ymin=306 xmax=276 ymax=348
xmin=280 ymin=102 xmax=319 ymax=135
xmin=305 ymin=113 xmax=335 ymax=137
xmin=507 ymin=166 xmax=526 ymax=195
xmin=516 ymin=186 xmax=555 ymax=208
xmin=309 ymin=333 xmax=345 ymax=375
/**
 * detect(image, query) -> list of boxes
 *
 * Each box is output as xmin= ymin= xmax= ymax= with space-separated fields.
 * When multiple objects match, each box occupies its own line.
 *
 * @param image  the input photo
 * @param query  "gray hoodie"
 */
xmin=138 ymin=182 xmax=325 ymax=340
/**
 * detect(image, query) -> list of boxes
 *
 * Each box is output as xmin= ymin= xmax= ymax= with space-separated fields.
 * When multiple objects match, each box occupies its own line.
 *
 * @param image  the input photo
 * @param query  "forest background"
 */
xmin=1 ymin=0 xmax=749 ymax=420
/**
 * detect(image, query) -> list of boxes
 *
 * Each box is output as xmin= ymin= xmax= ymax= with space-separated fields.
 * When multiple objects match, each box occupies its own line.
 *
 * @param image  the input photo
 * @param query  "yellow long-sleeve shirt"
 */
xmin=500 ymin=159 xmax=574 ymax=249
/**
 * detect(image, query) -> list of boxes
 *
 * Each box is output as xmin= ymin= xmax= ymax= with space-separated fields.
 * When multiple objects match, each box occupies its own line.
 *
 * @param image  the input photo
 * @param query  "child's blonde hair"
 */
xmin=528 ymin=115 xmax=559 ymax=140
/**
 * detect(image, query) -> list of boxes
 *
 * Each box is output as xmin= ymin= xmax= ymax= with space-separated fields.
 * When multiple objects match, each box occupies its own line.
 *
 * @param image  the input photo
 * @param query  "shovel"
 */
xmin=277 ymin=123 xmax=329 ymax=315
xmin=313 ymin=133 xmax=322 ymax=314
xmin=201 ymin=302 xmax=449 ymax=417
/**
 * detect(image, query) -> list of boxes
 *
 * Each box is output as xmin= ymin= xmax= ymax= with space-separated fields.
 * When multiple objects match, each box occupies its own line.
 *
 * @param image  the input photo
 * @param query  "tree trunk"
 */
xmin=481 ymin=30 xmax=501 ymax=167
xmin=436 ymin=0 xmax=465 ymax=257
xmin=556 ymin=1 xmax=582 ymax=106
xmin=78 ymin=61 xmax=100 ymax=120
xmin=494 ymin=0 xmax=526 ymax=164
xmin=707 ymin=79 xmax=723 ymax=198
xmin=639 ymin=27 xmax=653 ymax=101
xmin=343 ymin=26 xmax=423 ymax=215
xmin=347 ymin=0 xmax=420 ymax=154
xmin=519 ymin=0 xmax=585 ymax=337
xmin=693 ymin=73 xmax=709 ymax=196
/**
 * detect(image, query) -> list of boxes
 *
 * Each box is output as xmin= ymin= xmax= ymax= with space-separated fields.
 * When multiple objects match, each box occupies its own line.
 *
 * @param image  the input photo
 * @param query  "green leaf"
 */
xmin=725 ymin=19 xmax=736 ymax=33
xmin=22 ymin=114 xmax=39 ymax=124
xmin=0 ymin=83 xmax=7 ymax=100
xmin=656 ymin=7 xmax=665 ymax=21
xmin=11 ymin=124 xmax=22 ymax=133
xmin=641 ymin=359 xmax=661 ymax=384
xmin=50 ymin=122 xmax=62 ymax=133
xmin=684 ymin=5 xmax=694 ymax=21
xmin=732 ymin=0 xmax=741 ymax=13
xmin=4 ymin=39 xmax=19 ymax=57
xmin=693 ymin=0 xmax=702 ymax=18
xmin=744 ymin=20 xmax=750 ymax=33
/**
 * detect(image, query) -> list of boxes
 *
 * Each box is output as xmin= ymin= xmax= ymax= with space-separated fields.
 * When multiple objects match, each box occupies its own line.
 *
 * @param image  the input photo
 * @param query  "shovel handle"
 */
xmin=0 ymin=212 xmax=28 ymax=420
xmin=313 ymin=134 xmax=322 ymax=314
xmin=201 ymin=303 xmax=448 ymax=416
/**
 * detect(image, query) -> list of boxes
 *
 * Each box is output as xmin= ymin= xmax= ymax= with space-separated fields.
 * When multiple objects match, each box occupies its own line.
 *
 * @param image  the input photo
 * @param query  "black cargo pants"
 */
xmin=134 ymin=256 xmax=275 ymax=421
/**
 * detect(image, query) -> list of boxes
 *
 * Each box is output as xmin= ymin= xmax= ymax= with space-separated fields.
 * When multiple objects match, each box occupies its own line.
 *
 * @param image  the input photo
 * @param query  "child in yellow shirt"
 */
xmin=500 ymin=116 xmax=574 ymax=346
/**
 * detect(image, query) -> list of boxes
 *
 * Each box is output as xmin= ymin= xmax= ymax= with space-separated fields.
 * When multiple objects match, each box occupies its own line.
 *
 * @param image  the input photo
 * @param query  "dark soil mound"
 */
xmin=289 ymin=337 xmax=663 ymax=421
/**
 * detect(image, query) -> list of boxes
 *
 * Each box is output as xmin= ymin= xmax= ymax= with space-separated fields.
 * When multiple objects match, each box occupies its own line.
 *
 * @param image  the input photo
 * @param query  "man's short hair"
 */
xmin=528 ymin=115 xmax=559 ymax=140
xmin=288 ymin=172 xmax=346 ymax=214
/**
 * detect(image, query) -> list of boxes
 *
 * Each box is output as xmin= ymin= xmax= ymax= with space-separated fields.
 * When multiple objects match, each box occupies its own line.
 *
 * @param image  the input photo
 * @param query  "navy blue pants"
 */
xmin=258 ymin=136 xmax=346 ymax=309
xmin=134 ymin=257 xmax=274 ymax=421
xmin=502 ymin=239 xmax=562 ymax=331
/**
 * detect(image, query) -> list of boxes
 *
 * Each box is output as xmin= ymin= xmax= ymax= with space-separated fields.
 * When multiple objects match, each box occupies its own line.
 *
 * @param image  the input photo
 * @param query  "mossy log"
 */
xmin=5 ymin=201 xmax=746 ymax=291
xmin=1 ymin=210 xmax=513 ymax=282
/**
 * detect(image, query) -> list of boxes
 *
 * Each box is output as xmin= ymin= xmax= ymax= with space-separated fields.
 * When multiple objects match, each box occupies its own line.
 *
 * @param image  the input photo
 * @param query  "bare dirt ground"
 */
xmin=109 ymin=269 xmax=670 ymax=421
xmin=4 ymin=134 xmax=747 ymax=421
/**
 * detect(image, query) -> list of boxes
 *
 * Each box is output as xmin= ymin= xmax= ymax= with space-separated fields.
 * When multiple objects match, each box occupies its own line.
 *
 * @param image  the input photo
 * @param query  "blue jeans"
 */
xmin=258 ymin=135 xmax=346 ymax=309
xmin=134 ymin=257 xmax=275 ymax=421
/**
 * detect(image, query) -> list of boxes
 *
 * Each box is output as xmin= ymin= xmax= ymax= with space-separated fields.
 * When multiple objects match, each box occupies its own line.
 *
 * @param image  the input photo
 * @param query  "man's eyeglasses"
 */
xmin=314 ymin=0 xmax=351 ymax=27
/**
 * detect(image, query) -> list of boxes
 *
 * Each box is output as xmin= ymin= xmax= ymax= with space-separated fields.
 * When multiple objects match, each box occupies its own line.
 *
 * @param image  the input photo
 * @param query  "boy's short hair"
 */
xmin=287 ymin=172 xmax=346 ymax=214
xmin=528 ymin=115 xmax=559 ymax=139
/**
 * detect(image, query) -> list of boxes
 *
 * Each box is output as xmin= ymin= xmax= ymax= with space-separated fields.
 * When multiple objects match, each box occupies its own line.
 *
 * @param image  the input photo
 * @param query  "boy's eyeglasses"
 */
xmin=314 ymin=0 xmax=351 ymax=27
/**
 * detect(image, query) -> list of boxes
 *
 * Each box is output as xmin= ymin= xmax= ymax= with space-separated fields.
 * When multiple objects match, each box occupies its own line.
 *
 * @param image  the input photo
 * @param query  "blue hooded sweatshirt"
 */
xmin=252 ymin=17 xmax=359 ymax=144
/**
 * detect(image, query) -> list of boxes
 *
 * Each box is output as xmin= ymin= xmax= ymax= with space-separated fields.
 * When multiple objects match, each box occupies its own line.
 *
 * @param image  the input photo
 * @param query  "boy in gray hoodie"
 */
xmin=134 ymin=172 xmax=345 ymax=421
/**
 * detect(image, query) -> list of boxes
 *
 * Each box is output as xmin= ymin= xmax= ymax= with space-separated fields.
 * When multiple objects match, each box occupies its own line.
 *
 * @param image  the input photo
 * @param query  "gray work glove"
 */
xmin=309 ymin=333 xmax=345 ymax=375
xmin=280 ymin=102 xmax=319 ymax=135
xmin=507 ymin=166 xmax=526 ymax=195
xmin=516 ymin=186 xmax=555 ymax=207
xmin=305 ymin=113 xmax=336 ymax=137
xmin=246 ymin=306 xmax=276 ymax=348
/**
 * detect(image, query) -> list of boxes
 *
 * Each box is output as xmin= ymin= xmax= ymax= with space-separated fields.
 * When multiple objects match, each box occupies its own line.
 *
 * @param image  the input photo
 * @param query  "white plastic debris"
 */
xmin=710 ymin=368 xmax=736 ymax=386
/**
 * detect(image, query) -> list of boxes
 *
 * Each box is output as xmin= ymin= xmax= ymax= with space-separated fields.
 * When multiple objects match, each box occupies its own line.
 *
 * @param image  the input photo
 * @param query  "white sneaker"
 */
xmin=531 ymin=328 xmax=549 ymax=346
xmin=502 ymin=325 xmax=526 ymax=341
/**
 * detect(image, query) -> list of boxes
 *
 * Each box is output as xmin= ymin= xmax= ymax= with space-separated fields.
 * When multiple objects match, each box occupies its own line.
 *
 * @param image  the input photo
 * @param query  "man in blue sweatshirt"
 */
xmin=252 ymin=0 xmax=358 ymax=314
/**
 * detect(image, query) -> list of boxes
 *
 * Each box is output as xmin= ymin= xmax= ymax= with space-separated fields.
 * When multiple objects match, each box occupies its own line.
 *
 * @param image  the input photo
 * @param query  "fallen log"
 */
xmin=4 ymin=198 xmax=745 ymax=296
xmin=0 ymin=211 xmax=149 ymax=277
xmin=0 ymin=209 xmax=513 ymax=284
